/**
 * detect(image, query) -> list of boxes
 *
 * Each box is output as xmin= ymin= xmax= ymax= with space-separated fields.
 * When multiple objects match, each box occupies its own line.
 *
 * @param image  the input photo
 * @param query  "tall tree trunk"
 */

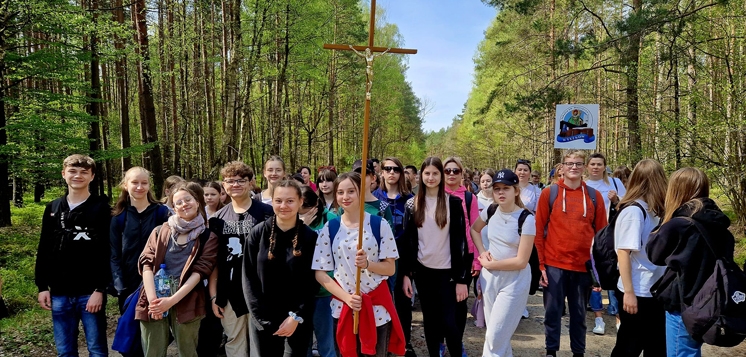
xmin=114 ymin=0 xmax=131 ymax=171
xmin=625 ymin=0 xmax=643 ymax=163
xmin=86 ymin=0 xmax=104 ymax=197
xmin=133 ymin=0 xmax=165 ymax=192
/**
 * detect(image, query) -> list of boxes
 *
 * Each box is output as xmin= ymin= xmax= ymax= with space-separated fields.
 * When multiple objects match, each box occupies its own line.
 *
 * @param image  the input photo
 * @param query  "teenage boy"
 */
xmin=35 ymin=154 xmax=112 ymax=357
xmin=535 ymin=150 xmax=607 ymax=357
xmin=405 ymin=165 xmax=419 ymax=195
xmin=208 ymin=161 xmax=273 ymax=357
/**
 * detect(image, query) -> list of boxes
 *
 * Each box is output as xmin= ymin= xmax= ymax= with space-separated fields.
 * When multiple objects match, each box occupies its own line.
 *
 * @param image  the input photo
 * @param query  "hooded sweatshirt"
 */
xmin=534 ymin=179 xmax=607 ymax=272
xmin=646 ymin=198 xmax=735 ymax=312
xmin=445 ymin=185 xmax=480 ymax=270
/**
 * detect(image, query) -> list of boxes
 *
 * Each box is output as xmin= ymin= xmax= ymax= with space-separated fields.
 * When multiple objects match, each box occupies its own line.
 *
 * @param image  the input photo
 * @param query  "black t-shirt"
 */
xmin=209 ymin=199 xmax=273 ymax=317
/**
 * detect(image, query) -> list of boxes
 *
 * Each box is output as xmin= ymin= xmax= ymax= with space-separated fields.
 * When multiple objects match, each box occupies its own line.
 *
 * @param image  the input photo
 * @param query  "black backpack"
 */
xmin=680 ymin=218 xmax=746 ymax=347
xmin=587 ymin=202 xmax=646 ymax=291
xmin=485 ymin=204 xmax=541 ymax=294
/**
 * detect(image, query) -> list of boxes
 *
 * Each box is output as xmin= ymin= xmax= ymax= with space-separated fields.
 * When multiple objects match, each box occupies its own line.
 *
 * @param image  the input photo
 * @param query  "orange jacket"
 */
xmin=534 ymin=179 xmax=607 ymax=272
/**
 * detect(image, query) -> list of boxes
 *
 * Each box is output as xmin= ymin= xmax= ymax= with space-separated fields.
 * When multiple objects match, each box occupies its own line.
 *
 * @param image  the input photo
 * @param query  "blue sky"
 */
xmin=378 ymin=1 xmax=496 ymax=132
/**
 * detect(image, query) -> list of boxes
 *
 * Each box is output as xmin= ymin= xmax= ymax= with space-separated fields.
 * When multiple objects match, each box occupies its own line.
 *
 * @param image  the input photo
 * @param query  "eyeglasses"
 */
xmin=444 ymin=168 xmax=462 ymax=175
xmin=563 ymin=162 xmax=585 ymax=168
xmin=382 ymin=166 xmax=401 ymax=173
xmin=223 ymin=179 xmax=249 ymax=186
xmin=174 ymin=196 xmax=195 ymax=207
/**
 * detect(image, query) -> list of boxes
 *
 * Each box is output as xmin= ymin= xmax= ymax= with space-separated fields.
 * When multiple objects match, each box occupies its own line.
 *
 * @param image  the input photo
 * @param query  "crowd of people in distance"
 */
xmin=34 ymin=151 xmax=738 ymax=357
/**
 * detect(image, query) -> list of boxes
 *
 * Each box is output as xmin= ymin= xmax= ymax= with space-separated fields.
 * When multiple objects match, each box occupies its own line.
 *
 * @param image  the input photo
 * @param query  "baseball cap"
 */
xmin=493 ymin=169 xmax=519 ymax=185
xmin=352 ymin=159 xmax=375 ymax=174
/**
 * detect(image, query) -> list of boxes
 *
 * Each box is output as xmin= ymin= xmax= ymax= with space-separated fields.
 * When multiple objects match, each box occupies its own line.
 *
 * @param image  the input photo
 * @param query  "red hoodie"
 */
xmin=534 ymin=179 xmax=607 ymax=272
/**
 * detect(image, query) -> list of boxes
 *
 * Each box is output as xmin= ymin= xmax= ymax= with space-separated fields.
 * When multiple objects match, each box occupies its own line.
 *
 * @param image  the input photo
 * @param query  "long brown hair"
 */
xmin=170 ymin=182 xmax=207 ymax=223
xmin=113 ymin=167 xmax=160 ymax=216
xmin=415 ymin=157 xmax=448 ymax=229
xmin=316 ymin=169 xmax=338 ymax=210
xmin=267 ymin=180 xmax=303 ymax=260
xmin=381 ymin=157 xmax=410 ymax=195
xmin=203 ymin=181 xmax=225 ymax=211
xmin=662 ymin=167 xmax=710 ymax=224
xmin=618 ymin=159 xmax=667 ymax=218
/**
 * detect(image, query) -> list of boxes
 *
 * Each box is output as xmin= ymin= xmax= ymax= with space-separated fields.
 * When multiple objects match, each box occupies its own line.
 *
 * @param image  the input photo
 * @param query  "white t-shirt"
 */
xmin=312 ymin=213 xmax=398 ymax=326
xmin=417 ymin=196 xmax=451 ymax=269
xmin=479 ymin=207 xmax=536 ymax=262
xmin=614 ymin=199 xmax=665 ymax=297
xmin=585 ymin=177 xmax=626 ymax=218
xmin=477 ymin=191 xmax=494 ymax=211
xmin=519 ymin=184 xmax=542 ymax=213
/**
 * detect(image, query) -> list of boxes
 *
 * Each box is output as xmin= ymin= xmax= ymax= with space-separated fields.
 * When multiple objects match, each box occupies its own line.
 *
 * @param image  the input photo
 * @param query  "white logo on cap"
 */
xmin=497 ymin=172 xmax=505 ymax=179
xmin=733 ymin=291 xmax=745 ymax=304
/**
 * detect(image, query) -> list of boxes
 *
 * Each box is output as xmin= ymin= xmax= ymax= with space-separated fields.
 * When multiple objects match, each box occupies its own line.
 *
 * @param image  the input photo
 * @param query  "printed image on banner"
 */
xmin=554 ymin=104 xmax=599 ymax=150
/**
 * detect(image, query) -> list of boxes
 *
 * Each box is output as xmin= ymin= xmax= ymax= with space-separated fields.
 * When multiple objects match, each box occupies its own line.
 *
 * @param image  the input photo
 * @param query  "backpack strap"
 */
xmin=612 ymin=177 xmax=619 ymax=192
xmin=517 ymin=209 xmax=533 ymax=236
xmin=548 ymin=184 xmax=559 ymax=214
xmin=485 ymin=203 xmax=499 ymax=224
xmin=683 ymin=217 xmax=727 ymax=261
xmin=327 ymin=215 xmax=383 ymax=265
xmin=464 ymin=192 xmax=473 ymax=223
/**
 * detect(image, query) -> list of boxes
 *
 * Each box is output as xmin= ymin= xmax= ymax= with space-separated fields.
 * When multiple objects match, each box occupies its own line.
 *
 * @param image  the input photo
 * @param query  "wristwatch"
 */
xmin=289 ymin=311 xmax=304 ymax=324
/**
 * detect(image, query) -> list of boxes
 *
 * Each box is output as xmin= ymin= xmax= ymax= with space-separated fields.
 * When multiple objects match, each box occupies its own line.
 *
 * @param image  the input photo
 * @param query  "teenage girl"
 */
xmin=476 ymin=169 xmax=496 ymax=210
xmin=401 ymin=157 xmax=472 ymax=357
xmin=312 ymin=172 xmax=405 ymax=357
xmin=610 ymin=159 xmax=667 ymax=356
xmin=160 ymin=175 xmax=185 ymax=213
xmin=203 ymin=181 xmax=224 ymax=218
xmin=243 ymin=180 xmax=319 ymax=357
xmin=261 ymin=155 xmax=286 ymax=205
xmin=110 ymin=167 xmax=170 ymax=357
xmin=443 ymin=157 xmax=480 ymax=277
xmin=136 ymin=183 xmax=218 ymax=357
xmin=515 ymin=159 xmax=541 ymax=213
xmin=298 ymin=166 xmax=318 ymax=192
xmin=316 ymin=169 xmax=338 ymax=212
xmin=585 ymin=153 xmax=625 ymax=332
xmin=647 ymin=168 xmax=735 ymax=357
xmin=470 ymin=169 xmax=535 ymax=357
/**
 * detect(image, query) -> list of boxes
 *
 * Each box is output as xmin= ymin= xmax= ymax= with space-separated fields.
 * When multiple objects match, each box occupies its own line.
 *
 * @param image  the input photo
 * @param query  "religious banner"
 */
xmin=553 ymin=104 xmax=599 ymax=150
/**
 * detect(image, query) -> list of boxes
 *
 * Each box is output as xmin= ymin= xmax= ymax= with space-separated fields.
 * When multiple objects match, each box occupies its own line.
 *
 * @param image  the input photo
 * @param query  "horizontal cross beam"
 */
xmin=323 ymin=44 xmax=418 ymax=54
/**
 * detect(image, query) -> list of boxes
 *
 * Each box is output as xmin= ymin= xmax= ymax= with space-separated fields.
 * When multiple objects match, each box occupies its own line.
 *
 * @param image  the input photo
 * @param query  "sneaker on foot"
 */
xmin=405 ymin=344 xmax=417 ymax=357
xmin=461 ymin=344 xmax=467 ymax=357
xmin=521 ymin=308 xmax=529 ymax=319
xmin=593 ymin=317 xmax=605 ymax=335
xmin=439 ymin=343 xmax=446 ymax=357
xmin=616 ymin=321 xmax=621 ymax=331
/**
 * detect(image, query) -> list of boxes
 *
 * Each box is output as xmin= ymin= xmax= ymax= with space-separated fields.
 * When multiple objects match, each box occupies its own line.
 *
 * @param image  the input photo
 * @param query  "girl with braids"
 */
xmin=260 ymin=156 xmax=287 ymax=204
xmin=312 ymin=172 xmax=405 ymax=357
xmin=316 ymin=169 xmax=338 ymax=212
xmin=243 ymin=180 xmax=319 ymax=357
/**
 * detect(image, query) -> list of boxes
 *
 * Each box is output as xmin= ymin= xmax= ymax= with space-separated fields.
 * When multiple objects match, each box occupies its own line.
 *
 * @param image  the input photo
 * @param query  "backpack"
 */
xmin=547 ymin=183 xmax=598 ymax=221
xmin=680 ymin=218 xmax=746 ymax=347
xmin=587 ymin=202 xmax=645 ymax=291
xmin=465 ymin=192 xmax=473 ymax=223
xmin=485 ymin=204 xmax=541 ymax=294
xmin=607 ymin=179 xmax=620 ymax=220
xmin=327 ymin=215 xmax=383 ymax=262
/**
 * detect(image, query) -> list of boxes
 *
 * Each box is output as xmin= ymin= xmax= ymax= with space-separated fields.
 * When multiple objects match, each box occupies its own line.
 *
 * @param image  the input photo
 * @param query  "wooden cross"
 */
xmin=323 ymin=0 xmax=416 ymax=334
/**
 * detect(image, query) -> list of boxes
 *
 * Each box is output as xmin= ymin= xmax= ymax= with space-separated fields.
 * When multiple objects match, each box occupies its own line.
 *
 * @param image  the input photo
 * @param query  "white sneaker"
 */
xmin=593 ymin=317 xmax=605 ymax=335
xmin=616 ymin=321 xmax=621 ymax=331
xmin=521 ymin=308 xmax=529 ymax=319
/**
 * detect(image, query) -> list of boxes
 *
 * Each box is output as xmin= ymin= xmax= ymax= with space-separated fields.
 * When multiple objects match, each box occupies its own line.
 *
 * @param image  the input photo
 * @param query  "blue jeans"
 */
xmin=589 ymin=290 xmax=619 ymax=315
xmin=51 ymin=294 xmax=108 ymax=357
xmin=308 ymin=296 xmax=335 ymax=357
xmin=666 ymin=311 xmax=702 ymax=357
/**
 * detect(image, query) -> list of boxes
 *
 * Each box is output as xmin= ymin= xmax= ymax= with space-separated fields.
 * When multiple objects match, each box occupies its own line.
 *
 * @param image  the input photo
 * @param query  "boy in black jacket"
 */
xmin=35 ymin=154 xmax=112 ymax=357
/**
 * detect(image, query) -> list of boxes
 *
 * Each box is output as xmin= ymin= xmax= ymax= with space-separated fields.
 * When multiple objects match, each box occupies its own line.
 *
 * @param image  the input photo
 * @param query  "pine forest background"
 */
xmin=2 ymin=0 xmax=746 ymax=227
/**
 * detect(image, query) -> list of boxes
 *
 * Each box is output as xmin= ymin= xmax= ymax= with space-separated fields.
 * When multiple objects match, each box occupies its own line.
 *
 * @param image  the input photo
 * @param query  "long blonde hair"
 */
xmin=618 ymin=159 xmax=667 ymax=218
xmin=662 ymin=167 xmax=710 ymax=224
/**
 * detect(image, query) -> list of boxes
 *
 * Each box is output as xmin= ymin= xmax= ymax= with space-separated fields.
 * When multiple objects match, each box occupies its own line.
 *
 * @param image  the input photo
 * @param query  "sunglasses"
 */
xmin=444 ymin=168 xmax=462 ymax=175
xmin=382 ymin=166 xmax=402 ymax=173
xmin=517 ymin=159 xmax=531 ymax=165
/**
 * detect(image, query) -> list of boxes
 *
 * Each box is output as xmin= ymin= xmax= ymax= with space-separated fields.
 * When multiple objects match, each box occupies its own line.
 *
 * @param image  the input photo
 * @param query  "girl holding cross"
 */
xmin=312 ymin=172 xmax=405 ymax=357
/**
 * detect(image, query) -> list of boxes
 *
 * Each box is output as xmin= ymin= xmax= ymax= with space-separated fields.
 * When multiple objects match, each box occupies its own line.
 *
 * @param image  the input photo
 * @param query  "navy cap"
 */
xmin=493 ymin=169 xmax=519 ymax=185
xmin=352 ymin=159 xmax=375 ymax=174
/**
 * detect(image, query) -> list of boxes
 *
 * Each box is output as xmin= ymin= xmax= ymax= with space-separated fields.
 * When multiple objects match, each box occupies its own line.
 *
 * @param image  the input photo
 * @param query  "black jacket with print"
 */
xmin=35 ymin=195 xmax=112 ymax=296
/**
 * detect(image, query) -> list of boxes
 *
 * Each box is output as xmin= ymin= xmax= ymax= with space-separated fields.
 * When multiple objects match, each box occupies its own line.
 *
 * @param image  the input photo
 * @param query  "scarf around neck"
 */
xmin=167 ymin=213 xmax=205 ymax=243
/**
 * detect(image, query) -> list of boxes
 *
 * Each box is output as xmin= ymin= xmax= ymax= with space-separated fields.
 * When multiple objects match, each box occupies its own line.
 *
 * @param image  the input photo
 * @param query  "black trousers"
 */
xmin=249 ymin=315 xmax=314 ymax=357
xmin=197 ymin=285 xmax=224 ymax=357
xmin=415 ymin=263 xmax=467 ymax=357
xmin=394 ymin=264 xmax=413 ymax=346
xmin=610 ymin=288 xmax=666 ymax=357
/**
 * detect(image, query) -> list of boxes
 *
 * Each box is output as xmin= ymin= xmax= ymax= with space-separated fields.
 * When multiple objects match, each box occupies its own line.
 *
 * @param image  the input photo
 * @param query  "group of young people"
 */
xmin=34 ymin=151 xmax=735 ymax=357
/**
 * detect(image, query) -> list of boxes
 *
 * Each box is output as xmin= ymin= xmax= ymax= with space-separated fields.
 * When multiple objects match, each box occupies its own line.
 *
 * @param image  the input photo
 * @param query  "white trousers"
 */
xmin=480 ymin=266 xmax=531 ymax=357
